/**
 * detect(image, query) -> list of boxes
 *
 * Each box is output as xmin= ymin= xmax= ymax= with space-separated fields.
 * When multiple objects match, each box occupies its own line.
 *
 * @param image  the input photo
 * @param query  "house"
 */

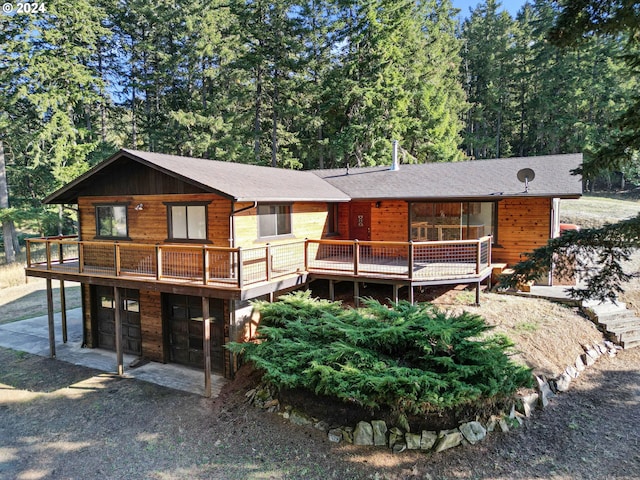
xmin=25 ymin=149 xmax=582 ymax=394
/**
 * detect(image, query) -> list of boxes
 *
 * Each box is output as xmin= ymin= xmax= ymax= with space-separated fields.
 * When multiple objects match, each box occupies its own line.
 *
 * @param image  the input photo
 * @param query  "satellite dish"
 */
xmin=517 ymin=168 xmax=535 ymax=193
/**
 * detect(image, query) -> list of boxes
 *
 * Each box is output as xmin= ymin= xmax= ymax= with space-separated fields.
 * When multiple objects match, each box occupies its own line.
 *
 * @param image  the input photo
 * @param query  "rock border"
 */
xmin=245 ymin=341 xmax=620 ymax=454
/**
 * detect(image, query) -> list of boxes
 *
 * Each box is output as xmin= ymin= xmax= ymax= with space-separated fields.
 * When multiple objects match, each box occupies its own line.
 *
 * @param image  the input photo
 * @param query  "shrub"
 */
xmin=228 ymin=291 xmax=532 ymax=417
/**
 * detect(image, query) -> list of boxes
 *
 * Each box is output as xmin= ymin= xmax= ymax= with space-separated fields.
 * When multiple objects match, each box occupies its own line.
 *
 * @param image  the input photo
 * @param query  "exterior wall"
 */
xmin=82 ymin=284 xmax=94 ymax=347
xmin=493 ymin=197 xmax=551 ymax=265
xmin=370 ymin=200 xmax=408 ymax=242
xmin=78 ymin=193 xmax=231 ymax=246
xmin=233 ymin=201 xmax=330 ymax=248
xmin=140 ymin=290 xmax=164 ymax=362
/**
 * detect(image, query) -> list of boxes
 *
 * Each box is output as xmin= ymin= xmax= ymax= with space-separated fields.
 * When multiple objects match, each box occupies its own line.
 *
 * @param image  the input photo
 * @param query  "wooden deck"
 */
xmin=26 ymin=236 xmax=493 ymax=301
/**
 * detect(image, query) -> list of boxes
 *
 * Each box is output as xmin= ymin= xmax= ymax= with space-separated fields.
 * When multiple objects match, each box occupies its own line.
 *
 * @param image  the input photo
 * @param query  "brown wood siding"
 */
xmin=75 ymin=157 xmax=208 ymax=198
xmin=78 ymin=193 xmax=231 ymax=247
xmin=140 ymin=290 xmax=164 ymax=362
xmin=370 ymin=200 xmax=408 ymax=242
xmin=82 ymin=284 xmax=94 ymax=347
xmin=494 ymin=198 xmax=551 ymax=265
xmin=233 ymin=202 xmax=328 ymax=247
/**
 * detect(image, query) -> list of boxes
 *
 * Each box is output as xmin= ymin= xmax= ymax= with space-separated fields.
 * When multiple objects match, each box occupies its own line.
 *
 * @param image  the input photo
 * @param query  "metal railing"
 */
xmin=306 ymin=236 xmax=492 ymax=281
xmin=26 ymin=236 xmax=492 ymax=288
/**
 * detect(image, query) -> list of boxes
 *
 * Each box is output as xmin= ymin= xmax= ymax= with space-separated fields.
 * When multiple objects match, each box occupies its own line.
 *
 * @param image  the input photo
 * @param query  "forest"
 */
xmin=1 ymin=0 xmax=638 ymax=263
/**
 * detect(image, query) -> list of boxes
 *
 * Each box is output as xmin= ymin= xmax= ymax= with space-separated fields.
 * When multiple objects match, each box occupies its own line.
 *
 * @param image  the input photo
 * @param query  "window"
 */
xmin=95 ymin=204 xmax=128 ymax=238
xmin=167 ymin=204 xmax=207 ymax=240
xmin=410 ymin=201 xmax=498 ymax=243
xmin=326 ymin=203 xmax=339 ymax=235
xmin=258 ymin=204 xmax=292 ymax=238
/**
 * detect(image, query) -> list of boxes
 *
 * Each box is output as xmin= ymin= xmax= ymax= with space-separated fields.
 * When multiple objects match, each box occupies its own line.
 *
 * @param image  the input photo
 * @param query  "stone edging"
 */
xmin=245 ymin=340 xmax=620 ymax=454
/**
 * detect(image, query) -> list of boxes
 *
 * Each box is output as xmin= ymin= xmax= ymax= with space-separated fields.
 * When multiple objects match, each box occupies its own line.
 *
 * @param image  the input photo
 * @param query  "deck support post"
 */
xmin=475 ymin=282 xmax=481 ymax=306
xmin=202 ymin=296 xmax=212 ymax=398
xmin=328 ymin=280 xmax=335 ymax=301
xmin=408 ymin=285 xmax=414 ymax=305
xmin=393 ymin=284 xmax=399 ymax=304
xmin=46 ymin=278 xmax=56 ymax=358
xmin=60 ymin=280 xmax=67 ymax=343
xmin=354 ymin=281 xmax=359 ymax=307
xmin=114 ymin=287 xmax=124 ymax=376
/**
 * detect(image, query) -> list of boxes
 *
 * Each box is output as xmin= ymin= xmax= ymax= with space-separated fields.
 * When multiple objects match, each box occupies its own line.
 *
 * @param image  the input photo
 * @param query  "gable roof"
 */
xmin=46 ymin=150 xmax=582 ymax=205
xmin=45 ymin=149 xmax=351 ymax=204
xmin=312 ymin=154 xmax=583 ymax=201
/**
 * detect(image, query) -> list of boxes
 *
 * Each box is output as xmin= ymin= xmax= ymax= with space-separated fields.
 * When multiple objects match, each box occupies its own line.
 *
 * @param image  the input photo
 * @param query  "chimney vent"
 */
xmin=390 ymin=140 xmax=399 ymax=171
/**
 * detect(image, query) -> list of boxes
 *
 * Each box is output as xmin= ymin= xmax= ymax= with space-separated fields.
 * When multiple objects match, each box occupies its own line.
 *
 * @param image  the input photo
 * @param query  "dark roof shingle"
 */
xmin=312 ymin=154 xmax=583 ymax=200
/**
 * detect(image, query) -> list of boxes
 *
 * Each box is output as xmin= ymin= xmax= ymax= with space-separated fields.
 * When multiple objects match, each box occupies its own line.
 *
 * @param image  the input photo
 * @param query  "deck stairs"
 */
xmin=582 ymin=300 xmax=640 ymax=349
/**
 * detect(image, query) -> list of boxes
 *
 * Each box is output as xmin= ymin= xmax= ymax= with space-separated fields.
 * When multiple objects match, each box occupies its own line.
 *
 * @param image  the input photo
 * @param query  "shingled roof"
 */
xmin=313 ymin=154 xmax=583 ymax=201
xmin=45 ymin=150 xmax=582 ymax=204
xmin=45 ymin=149 xmax=350 ymax=204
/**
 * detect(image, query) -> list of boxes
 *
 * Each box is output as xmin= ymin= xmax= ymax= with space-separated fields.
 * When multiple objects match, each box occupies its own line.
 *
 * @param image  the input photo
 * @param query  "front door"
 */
xmin=350 ymin=202 xmax=371 ymax=241
xmin=93 ymin=286 xmax=142 ymax=355
xmin=163 ymin=294 xmax=225 ymax=373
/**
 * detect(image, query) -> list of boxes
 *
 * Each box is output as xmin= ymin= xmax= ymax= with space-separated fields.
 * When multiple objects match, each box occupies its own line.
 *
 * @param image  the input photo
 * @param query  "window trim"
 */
xmin=164 ymin=201 xmax=211 ymax=243
xmin=94 ymin=202 xmax=131 ymax=240
xmin=257 ymin=203 xmax=293 ymax=240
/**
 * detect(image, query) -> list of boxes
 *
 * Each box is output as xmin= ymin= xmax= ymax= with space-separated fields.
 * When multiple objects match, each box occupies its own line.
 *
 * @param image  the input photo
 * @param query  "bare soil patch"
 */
xmin=1 ymin=345 xmax=639 ymax=479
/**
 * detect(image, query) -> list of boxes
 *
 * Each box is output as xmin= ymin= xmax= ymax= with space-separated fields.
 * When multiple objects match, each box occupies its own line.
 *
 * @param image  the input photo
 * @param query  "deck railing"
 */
xmin=26 ymin=236 xmax=492 ymax=288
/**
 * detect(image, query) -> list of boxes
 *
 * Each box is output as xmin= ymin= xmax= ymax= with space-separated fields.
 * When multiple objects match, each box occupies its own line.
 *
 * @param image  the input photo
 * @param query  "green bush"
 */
xmin=228 ymin=291 xmax=532 ymax=416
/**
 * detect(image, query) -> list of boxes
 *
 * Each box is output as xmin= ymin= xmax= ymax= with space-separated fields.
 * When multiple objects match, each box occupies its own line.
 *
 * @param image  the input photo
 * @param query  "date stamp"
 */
xmin=2 ymin=2 xmax=46 ymax=14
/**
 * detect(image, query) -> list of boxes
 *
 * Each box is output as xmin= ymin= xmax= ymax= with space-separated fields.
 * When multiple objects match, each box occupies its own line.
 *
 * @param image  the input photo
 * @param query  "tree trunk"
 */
xmin=0 ymin=140 xmax=17 ymax=264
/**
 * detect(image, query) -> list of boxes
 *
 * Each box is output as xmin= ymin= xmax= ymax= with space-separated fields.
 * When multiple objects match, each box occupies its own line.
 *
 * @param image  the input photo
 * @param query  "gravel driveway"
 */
xmin=0 ymin=346 xmax=638 ymax=479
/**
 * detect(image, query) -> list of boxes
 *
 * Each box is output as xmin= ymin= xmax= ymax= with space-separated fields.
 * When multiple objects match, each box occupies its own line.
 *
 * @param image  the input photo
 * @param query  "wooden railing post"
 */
xmin=26 ymin=240 xmax=32 ymax=267
xmin=265 ymin=243 xmax=272 ymax=281
xmin=78 ymin=242 xmax=84 ymax=273
xmin=476 ymin=239 xmax=481 ymax=274
xmin=304 ymin=238 xmax=309 ymax=270
xmin=156 ymin=244 xmax=162 ymax=280
xmin=46 ymin=241 xmax=51 ymax=270
xmin=58 ymin=241 xmax=63 ymax=265
xmin=353 ymin=240 xmax=359 ymax=276
xmin=408 ymin=241 xmax=414 ymax=280
xmin=202 ymin=245 xmax=210 ymax=285
xmin=114 ymin=243 xmax=121 ymax=276
xmin=237 ymin=247 xmax=243 ymax=288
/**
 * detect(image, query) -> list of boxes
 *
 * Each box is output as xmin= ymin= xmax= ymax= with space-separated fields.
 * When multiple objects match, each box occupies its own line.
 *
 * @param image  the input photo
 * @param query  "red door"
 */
xmin=350 ymin=203 xmax=371 ymax=241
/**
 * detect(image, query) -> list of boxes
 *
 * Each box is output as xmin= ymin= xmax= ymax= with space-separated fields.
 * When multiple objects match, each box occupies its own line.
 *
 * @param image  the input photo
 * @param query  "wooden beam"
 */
xmin=114 ymin=287 xmax=124 ymax=376
xmin=46 ymin=278 xmax=55 ymax=358
xmin=354 ymin=281 xmax=359 ymax=307
xmin=60 ymin=280 xmax=67 ymax=343
xmin=475 ymin=282 xmax=481 ymax=306
xmin=329 ymin=280 xmax=335 ymax=301
xmin=202 ymin=296 xmax=212 ymax=398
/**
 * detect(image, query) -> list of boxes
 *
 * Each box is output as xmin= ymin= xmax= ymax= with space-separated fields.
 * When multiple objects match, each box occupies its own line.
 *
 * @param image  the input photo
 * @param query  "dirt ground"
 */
xmin=1 ymin=344 xmax=638 ymax=480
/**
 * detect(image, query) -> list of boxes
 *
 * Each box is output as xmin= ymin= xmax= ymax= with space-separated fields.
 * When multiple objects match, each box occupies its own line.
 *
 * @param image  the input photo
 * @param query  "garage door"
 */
xmin=163 ymin=294 xmax=224 ymax=372
xmin=93 ymin=286 xmax=142 ymax=356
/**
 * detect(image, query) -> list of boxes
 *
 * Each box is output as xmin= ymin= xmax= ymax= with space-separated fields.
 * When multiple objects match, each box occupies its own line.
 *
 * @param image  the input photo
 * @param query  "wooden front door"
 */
xmin=350 ymin=202 xmax=371 ymax=241
xmin=93 ymin=286 xmax=142 ymax=355
xmin=163 ymin=294 xmax=225 ymax=373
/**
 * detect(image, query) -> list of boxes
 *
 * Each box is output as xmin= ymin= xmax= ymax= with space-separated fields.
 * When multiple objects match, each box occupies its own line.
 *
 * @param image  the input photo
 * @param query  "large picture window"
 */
xmin=258 ymin=204 xmax=292 ymax=238
xmin=95 ymin=204 xmax=128 ymax=238
xmin=167 ymin=204 xmax=207 ymax=240
xmin=410 ymin=201 xmax=497 ymax=243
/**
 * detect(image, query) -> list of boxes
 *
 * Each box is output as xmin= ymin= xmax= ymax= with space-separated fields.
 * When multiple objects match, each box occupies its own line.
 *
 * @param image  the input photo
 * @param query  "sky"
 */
xmin=451 ymin=0 xmax=528 ymax=19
